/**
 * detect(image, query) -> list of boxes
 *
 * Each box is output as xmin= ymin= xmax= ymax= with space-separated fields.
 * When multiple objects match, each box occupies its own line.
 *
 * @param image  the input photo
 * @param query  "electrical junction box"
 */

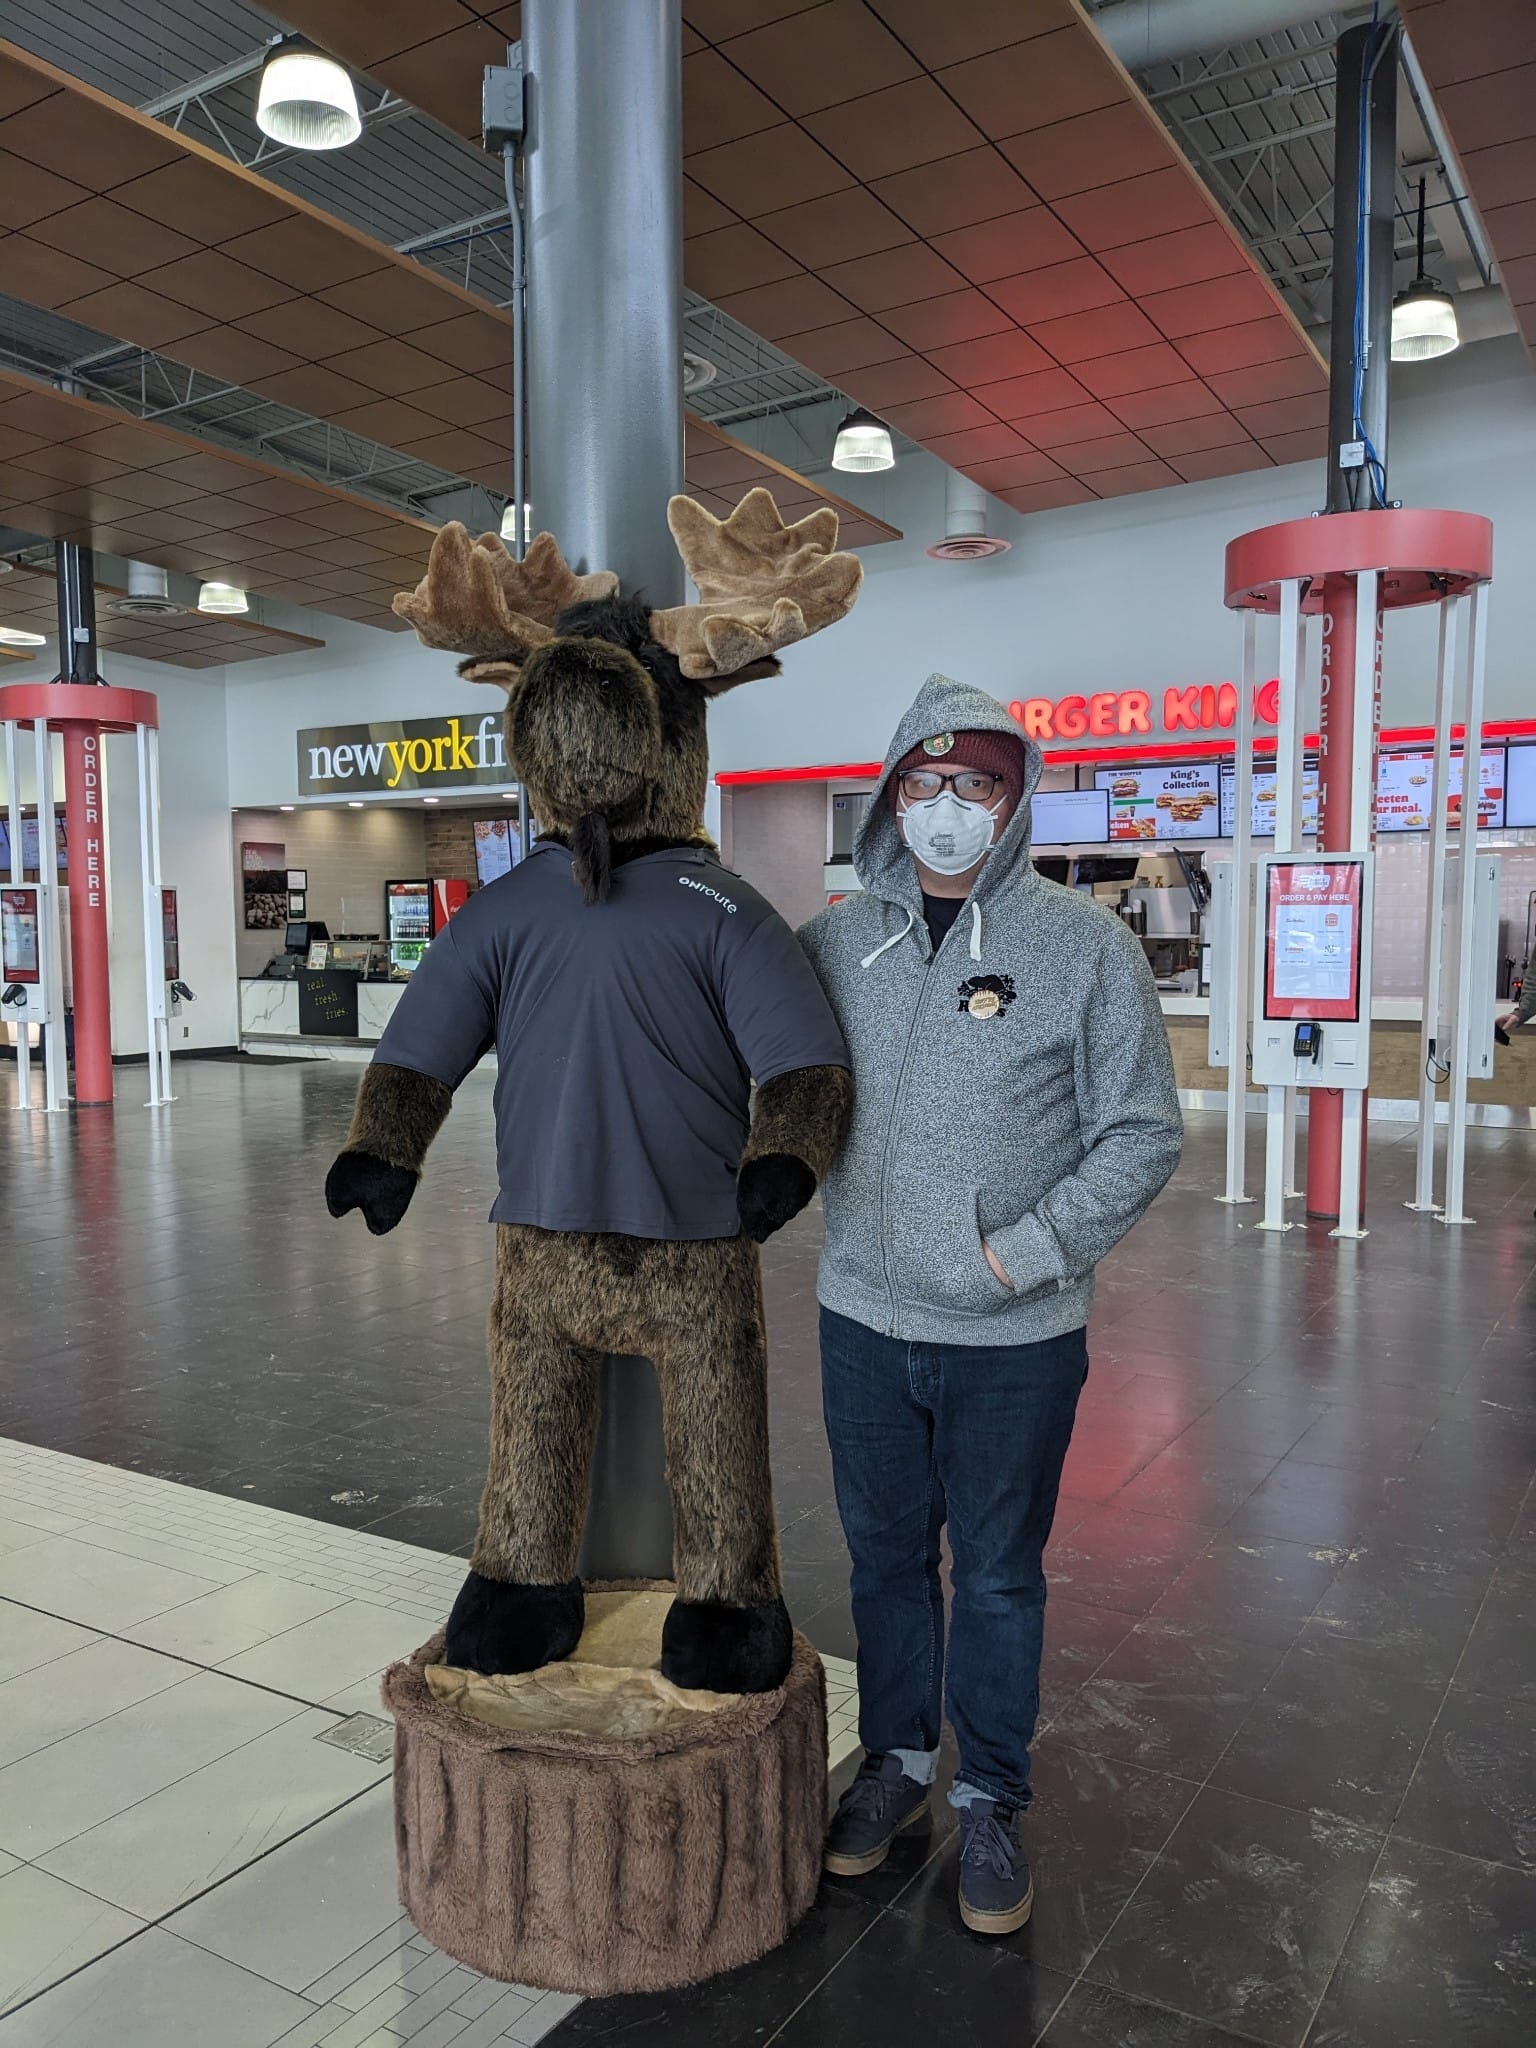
xmin=1338 ymin=440 xmax=1366 ymax=470
xmin=1250 ymin=852 xmax=1373 ymax=1089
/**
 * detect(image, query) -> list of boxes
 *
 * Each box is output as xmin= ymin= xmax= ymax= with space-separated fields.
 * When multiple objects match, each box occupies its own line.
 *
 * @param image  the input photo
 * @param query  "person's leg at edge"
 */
xmin=936 ymin=1324 xmax=1089 ymax=1932
xmin=819 ymin=1304 xmax=946 ymax=1872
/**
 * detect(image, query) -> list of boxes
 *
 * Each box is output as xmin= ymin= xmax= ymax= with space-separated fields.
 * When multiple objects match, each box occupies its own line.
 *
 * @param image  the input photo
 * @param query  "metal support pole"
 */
xmin=1218 ymin=609 xmax=1256 ymax=1204
xmin=1443 ymin=582 xmax=1489 ymax=1227
xmin=137 ymin=723 xmax=173 ymax=1106
xmin=1326 ymin=19 xmax=1397 ymax=514
xmin=1409 ymin=594 xmax=1458 ymax=1211
xmin=523 ymin=0 xmax=683 ymax=1580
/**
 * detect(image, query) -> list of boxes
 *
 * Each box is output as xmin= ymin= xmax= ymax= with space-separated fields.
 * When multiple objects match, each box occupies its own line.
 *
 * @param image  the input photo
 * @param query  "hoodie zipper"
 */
xmin=875 ymin=932 xmax=938 ymax=1339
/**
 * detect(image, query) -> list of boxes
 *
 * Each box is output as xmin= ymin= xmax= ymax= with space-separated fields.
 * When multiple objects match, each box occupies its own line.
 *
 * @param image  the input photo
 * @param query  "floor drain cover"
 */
xmin=317 ymin=1712 xmax=394 ymax=1762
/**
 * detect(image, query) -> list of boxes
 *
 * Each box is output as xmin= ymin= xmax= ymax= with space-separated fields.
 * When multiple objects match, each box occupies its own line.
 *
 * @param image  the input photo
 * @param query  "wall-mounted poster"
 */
xmin=241 ymin=841 xmax=287 ymax=929
xmin=1094 ymin=761 xmax=1220 ymax=841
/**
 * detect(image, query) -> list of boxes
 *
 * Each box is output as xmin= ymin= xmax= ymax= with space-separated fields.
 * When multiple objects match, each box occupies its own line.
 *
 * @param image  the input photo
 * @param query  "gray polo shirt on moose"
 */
xmin=372 ymin=841 xmax=849 ymax=1240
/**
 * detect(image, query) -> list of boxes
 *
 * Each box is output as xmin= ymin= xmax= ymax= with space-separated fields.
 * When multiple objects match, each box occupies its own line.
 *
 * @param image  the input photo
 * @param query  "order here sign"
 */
xmin=1010 ymin=680 xmax=1283 ymax=741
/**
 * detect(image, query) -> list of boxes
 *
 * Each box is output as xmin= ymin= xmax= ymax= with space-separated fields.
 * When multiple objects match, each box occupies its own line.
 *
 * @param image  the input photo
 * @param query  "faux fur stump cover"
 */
xmin=382 ymin=1593 xmax=828 ymax=1994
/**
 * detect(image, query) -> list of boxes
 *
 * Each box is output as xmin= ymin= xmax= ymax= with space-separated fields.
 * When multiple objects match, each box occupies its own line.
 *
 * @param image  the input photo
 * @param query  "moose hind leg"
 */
xmin=444 ymin=1272 xmax=600 ymax=1676
xmin=654 ymin=1246 xmax=791 ymax=1693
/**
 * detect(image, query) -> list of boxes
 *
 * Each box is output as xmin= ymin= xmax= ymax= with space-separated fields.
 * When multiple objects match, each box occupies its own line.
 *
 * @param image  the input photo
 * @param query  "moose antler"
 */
xmin=392 ymin=524 xmax=619 ymax=662
xmin=649 ymin=488 xmax=863 ymax=684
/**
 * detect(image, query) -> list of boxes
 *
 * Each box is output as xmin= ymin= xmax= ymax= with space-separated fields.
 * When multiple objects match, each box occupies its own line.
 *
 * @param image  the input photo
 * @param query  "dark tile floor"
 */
xmin=3 ymin=1057 xmax=1534 ymax=2048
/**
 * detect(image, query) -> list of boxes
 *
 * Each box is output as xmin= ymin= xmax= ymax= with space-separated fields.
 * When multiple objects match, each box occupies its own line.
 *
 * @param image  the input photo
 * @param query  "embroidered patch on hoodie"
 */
xmin=958 ymin=973 xmax=1017 ymax=1020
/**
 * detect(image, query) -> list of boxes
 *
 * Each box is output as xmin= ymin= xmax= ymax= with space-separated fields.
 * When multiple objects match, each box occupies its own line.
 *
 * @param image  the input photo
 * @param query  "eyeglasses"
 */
xmin=898 ymin=768 xmax=1002 ymax=803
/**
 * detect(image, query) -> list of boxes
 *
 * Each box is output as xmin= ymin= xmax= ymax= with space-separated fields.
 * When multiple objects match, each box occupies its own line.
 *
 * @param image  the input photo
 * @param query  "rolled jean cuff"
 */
xmin=949 ymin=1772 xmax=1031 ymax=1814
xmin=891 ymin=1746 xmax=939 ymax=1786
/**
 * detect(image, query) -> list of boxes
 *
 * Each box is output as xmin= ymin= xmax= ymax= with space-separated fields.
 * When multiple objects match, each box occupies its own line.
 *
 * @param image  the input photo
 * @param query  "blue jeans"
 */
xmin=819 ymin=1305 xmax=1088 ymax=1813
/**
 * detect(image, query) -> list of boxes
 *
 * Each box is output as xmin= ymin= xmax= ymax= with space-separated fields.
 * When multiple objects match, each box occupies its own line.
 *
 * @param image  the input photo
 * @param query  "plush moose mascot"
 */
xmin=326 ymin=489 xmax=858 ymax=1696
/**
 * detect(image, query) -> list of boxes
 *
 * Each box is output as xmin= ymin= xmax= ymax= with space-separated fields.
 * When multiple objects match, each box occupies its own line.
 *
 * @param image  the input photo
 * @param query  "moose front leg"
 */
xmin=325 ymin=1063 xmax=453 ymax=1236
xmin=736 ymin=1063 xmax=852 ymax=1243
xmin=653 ymin=1239 xmax=791 ymax=1694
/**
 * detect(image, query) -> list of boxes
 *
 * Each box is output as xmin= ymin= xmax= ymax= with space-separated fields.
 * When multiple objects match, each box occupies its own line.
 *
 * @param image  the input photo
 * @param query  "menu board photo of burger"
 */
xmin=1094 ymin=762 xmax=1221 ymax=841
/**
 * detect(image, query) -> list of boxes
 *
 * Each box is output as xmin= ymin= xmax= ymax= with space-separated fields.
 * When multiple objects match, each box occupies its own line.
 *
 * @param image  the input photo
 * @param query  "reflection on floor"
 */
xmin=2 ymin=1058 xmax=1534 ymax=2047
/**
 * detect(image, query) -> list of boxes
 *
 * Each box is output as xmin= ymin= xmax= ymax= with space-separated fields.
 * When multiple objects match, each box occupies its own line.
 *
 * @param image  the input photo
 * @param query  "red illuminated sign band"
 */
xmin=1011 ymin=681 xmax=1283 ymax=741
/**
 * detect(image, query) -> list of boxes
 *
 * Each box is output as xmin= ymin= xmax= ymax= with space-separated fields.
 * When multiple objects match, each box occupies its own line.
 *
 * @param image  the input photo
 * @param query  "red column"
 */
xmin=63 ymin=722 xmax=113 ymax=1104
xmin=1307 ymin=575 xmax=1378 ymax=1221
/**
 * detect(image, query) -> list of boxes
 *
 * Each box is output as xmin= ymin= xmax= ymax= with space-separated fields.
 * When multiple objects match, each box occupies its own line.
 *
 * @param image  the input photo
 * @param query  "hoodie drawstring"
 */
xmin=970 ymin=899 xmax=982 ymax=962
xmin=861 ymin=908 xmax=916 ymax=970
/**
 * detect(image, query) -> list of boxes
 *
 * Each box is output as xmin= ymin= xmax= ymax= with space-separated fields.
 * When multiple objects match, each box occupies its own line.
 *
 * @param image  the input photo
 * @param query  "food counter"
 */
xmin=239 ymin=976 xmax=407 ymax=1060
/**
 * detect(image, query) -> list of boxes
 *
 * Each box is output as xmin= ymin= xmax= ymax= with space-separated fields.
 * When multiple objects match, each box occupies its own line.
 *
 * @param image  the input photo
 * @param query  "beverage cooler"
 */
xmin=385 ymin=878 xmax=431 ymax=975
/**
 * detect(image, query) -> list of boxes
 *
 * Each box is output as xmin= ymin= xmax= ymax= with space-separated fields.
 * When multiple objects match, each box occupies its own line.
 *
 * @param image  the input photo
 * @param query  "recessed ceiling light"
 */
xmin=279 ymin=804 xmax=295 ymax=812
xmin=256 ymin=41 xmax=361 ymax=152
xmin=198 ymin=581 xmax=248 ymax=615
xmin=347 ymin=801 xmax=364 ymax=809
xmin=423 ymin=797 xmax=440 ymax=805
xmin=502 ymin=792 xmax=516 ymax=800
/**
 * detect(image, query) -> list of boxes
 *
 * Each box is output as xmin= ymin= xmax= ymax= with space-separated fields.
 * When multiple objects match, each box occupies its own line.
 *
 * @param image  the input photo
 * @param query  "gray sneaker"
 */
xmin=957 ymin=1797 xmax=1033 ymax=1934
xmin=823 ymin=1754 xmax=930 ymax=1876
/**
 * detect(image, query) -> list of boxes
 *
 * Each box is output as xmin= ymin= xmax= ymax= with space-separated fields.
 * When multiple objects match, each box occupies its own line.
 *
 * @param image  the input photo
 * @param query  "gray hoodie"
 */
xmin=798 ymin=673 xmax=1182 ymax=1347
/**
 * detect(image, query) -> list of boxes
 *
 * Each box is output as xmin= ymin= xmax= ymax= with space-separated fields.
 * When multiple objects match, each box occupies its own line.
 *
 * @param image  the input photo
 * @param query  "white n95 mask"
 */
xmin=898 ymin=791 xmax=1000 ymax=876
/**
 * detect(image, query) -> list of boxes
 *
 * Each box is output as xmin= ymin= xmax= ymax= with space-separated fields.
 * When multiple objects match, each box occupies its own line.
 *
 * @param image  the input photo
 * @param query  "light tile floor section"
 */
xmin=0 ymin=1437 xmax=859 ymax=2045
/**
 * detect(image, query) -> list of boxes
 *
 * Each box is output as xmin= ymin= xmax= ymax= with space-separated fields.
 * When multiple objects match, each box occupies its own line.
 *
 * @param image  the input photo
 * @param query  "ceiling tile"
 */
xmin=961 ymin=450 xmax=1067 ymax=491
xmin=1177 ymin=317 xmax=1312 ymax=377
xmin=315 ymin=338 xmax=444 ymax=396
xmin=140 ymin=251 xmax=298 ymax=320
xmin=682 ymin=47 xmax=784 ymax=153
xmin=0 ymin=96 xmax=179 ymax=188
xmin=1232 ymin=393 xmax=1330 ymax=439
xmin=59 ymin=283 xmax=214 ymax=350
xmin=121 ymin=505 xmax=217 ymax=544
xmin=1443 ymin=137 xmax=1536 ymax=215
xmin=154 ymin=451 xmax=268 ymax=494
xmin=221 ymin=215 xmax=388 ymax=291
xmin=415 ymin=379 xmax=511 ymax=429
xmin=0 ymin=62 xmax=57 ymax=122
xmin=1398 ymin=0 xmax=1536 ymax=83
xmin=1203 ymin=358 xmax=1325 ymax=409
xmin=1025 ymin=401 xmax=1127 ymax=449
xmin=26 ymin=195 xmax=201 ymax=275
xmin=685 ymin=124 xmax=856 ymax=213
xmin=866 ymin=0 xmax=1074 ymax=68
xmin=1073 ymin=342 xmax=1199 ymax=398
xmin=998 ymin=477 xmax=1099 ymax=514
xmin=239 ymin=300 xmax=380 ymax=357
xmin=319 ymin=266 xmax=465 ymax=333
xmin=1167 ymin=443 xmax=1273 ymax=483
xmin=932 ymin=208 xmax=1083 ymax=285
xmin=925 ymin=329 xmax=1054 ymax=385
xmin=686 ymin=221 xmax=807 ymax=295
xmin=1099 ymin=223 xmax=1248 ymax=296
xmin=303 ymin=499 xmax=408 ymax=537
xmin=775 ymin=314 xmax=907 ymax=376
xmin=1141 ymin=271 xmax=1282 ymax=339
xmin=1481 ymin=197 xmax=1536 ymax=261
xmin=939 ymin=28 xmax=1121 ymax=141
xmin=8 ymin=441 xmax=121 ymax=483
xmin=1055 ymin=166 xmax=1213 ymax=251
xmin=1437 ymin=64 xmax=1536 ymax=152
xmin=1087 ymin=459 xmax=1181 ymax=498
xmin=871 ymin=147 xmax=1038 ymax=239
xmin=882 ymin=392 xmax=997 ymax=437
xmin=683 ymin=0 xmax=826 ymax=39
xmin=1105 ymin=380 xmax=1228 ymax=428
xmin=984 ymin=257 xmax=1125 ymax=325
xmin=98 ymin=466 xmax=208 ymax=509
xmin=384 ymin=19 xmax=509 ymax=135
xmin=838 ymin=355 xmax=956 ymax=408
xmin=971 ymin=365 xmax=1093 ymax=421
xmin=683 ymin=176 xmax=737 ymax=237
xmin=1045 ymin=430 xmax=1156 ymax=474
xmin=256 ymin=365 xmax=379 ymax=415
xmin=715 ymin=272 xmax=857 ymax=338
xmin=686 ymin=445 xmax=780 ymax=490
xmin=877 ymin=289 xmax=1015 ymax=351
xmin=1 ymin=388 xmax=94 ymax=439
xmin=1141 ymin=414 xmax=1259 ymax=458
xmin=0 ymin=149 xmax=89 ymax=229
xmin=922 ymin=422 xmax=1032 ymax=466
xmin=721 ymin=0 xmax=919 ymax=115
xmin=0 ymin=234 xmax=114 ymax=308
xmin=802 ymin=76 xmax=985 ymax=181
xmin=1262 ymin=427 xmax=1329 ymax=466
xmin=407 ymin=309 xmax=511 ymax=373
xmin=396 ymin=427 xmax=504 ymax=476
xmin=820 ymin=242 xmax=966 ymax=312
xmin=329 ymin=398 xmax=448 ymax=445
xmin=999 ymin=102 xmax=1170 ymax=201
xmin=114 ymin=156 xmax=293 ymax=243
xmin=754 ymin=187 xmax=914 ymax=268
xmin=1029 ymin=300 xmax=1161 ymax=364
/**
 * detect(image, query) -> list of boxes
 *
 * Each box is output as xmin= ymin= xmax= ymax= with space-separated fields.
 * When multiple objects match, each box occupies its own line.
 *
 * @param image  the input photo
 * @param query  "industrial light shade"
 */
xmin=256 ymin=44 xmax=362 ymax=152
xmin=0 ymin=625 xmax=47 ymax=645
xmin=198 ymin=581 xmax=248 ymax=615
xmin=499 ymin=502 xmax=532 ymax=546
xmin=831 ymin=406 xmax=894 ymax=473
xmin=1391 ymin=278 xmax=1459 ymax=361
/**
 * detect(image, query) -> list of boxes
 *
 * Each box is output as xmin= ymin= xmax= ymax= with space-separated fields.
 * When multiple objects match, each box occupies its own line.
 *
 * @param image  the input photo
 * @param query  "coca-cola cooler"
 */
xmin=432 ymin=878 xmax=470 ymax=932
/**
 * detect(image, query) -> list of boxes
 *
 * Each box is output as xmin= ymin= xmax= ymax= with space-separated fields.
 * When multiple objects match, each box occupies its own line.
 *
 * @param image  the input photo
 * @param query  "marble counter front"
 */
xmin=239 ymin=977 xmax=408 ymax=1061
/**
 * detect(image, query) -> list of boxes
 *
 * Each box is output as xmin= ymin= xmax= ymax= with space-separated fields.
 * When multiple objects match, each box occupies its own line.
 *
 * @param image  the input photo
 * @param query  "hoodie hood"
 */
xmin=853 ymin=673 xmax=1042 ymax=922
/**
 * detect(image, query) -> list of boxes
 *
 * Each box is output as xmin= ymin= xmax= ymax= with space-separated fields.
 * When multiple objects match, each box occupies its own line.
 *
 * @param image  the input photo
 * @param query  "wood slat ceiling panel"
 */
xmin=1399 ymin=0 xmax=1536 ymax=363
xmin=267 ymin=0 xmax=1328 ymax=507
xmin=0 ymin=560 xmax=324 ymax=669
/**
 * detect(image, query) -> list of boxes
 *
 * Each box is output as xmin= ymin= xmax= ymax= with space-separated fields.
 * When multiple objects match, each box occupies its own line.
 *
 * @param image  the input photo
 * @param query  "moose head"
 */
xmin=393 ymin=489 xmax=862 ymax=901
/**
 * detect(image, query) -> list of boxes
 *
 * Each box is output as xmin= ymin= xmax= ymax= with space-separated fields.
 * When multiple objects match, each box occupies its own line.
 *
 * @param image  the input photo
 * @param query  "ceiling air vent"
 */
xmin=108 ymin=562 xmax=183 ymax=618
xmin=925 ymin=472 xmax=1011 ymax=562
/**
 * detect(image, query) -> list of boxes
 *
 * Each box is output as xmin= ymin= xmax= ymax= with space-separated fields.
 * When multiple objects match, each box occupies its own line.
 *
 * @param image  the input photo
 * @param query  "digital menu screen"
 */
xmin=1219 ymin=759 xmax=1320 ymax=839
xmin=1095 ymin=762 xmax=1221 ymax=841
xmin=473 ymin=817 xmax=519 ymax=885
xmin=1503 ymin=744 xmax=1536 ymax=828
xmin=1374 ymin=748 xmax=1505 ymax=832
xmin=1031 ymin=788 xmax=1109 ymax=846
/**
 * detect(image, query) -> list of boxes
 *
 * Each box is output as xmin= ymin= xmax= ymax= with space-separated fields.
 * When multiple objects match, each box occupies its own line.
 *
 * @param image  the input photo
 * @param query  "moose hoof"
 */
xmin=660 ymin=1594 xmax=793 ymax=1694
xmin=443 ymin=1571 xmax=584 ymax=1676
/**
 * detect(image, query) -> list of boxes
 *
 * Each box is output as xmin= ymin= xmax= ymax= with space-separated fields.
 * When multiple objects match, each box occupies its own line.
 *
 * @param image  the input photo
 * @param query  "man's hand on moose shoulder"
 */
xmin=326 ymin=1150 xmax=418 ymax=1235
xmin=737 ymin=1152 xmax=816 ymax=1243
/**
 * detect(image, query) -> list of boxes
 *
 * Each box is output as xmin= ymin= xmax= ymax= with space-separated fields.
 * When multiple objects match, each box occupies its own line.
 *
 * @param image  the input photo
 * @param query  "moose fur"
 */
xmin=328 ymin=492 xmax=860 ymax=1695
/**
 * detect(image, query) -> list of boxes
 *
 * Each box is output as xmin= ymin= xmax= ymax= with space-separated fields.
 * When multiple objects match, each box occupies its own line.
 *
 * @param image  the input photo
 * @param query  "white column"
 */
xmin=1443 ymin=581 xmax=1489 ymax=1226
xmin=1219 ymin=609 xmax=1257 ymax=1204
xmin=1409 ymin=594 xmax=1458 ymax=1211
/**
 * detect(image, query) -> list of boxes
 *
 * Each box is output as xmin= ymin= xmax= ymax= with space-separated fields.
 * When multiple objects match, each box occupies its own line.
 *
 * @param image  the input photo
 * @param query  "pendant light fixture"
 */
xmin=255 ymin=38 xmax=362 ymax=153
xmin=831 ymin=406 xmax=895 ymax=473
xmin=1392 ymin=178 xmax=1459 ymax=362
xmin=197 ymin=581 xmax=248 ymax=615
xmin=0 ymin=626 xmax=47 ymax=646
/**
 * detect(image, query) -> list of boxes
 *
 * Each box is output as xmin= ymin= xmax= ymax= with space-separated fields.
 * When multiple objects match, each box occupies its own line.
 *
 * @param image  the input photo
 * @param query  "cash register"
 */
xmin=261 ymin=920 xmax=329 ymax=978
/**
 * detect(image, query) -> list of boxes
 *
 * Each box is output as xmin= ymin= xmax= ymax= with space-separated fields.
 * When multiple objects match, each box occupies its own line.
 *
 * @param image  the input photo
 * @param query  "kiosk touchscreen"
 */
xmin=2 ymin=883 xmax=49 ymax=1024
xmin=1250 ymin=854 xmax=1372 ymax=1089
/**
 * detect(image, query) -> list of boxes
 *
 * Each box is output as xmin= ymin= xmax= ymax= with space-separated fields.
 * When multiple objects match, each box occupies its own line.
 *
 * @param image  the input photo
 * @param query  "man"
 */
xmin=797 ymin=672 xmax=1182 ymax=1936
xmin=1496 ymin=981 xmax=1536 ymax=1216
